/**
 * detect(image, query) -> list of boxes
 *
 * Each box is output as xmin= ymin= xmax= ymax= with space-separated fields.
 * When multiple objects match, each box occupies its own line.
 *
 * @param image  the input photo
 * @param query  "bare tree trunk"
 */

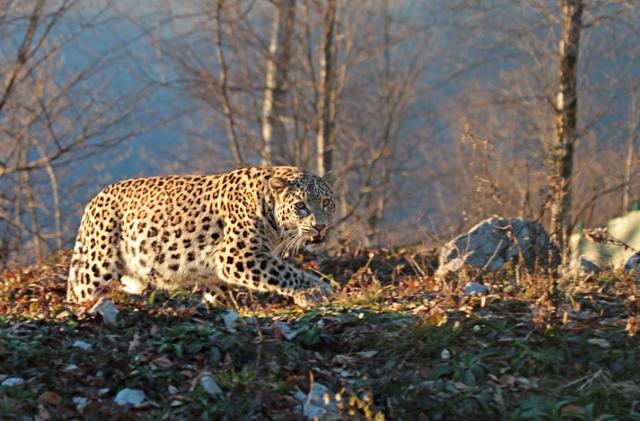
xmin=36 ymin=149 xmax=63 ymax=251
xmin=261 ymin=0 xmax=296 ymax=166
xmin=24 ymin=172 xmax=43 ymax=260
xmin=623 ymin=95 xmax=637 ymax=212
xmin=549 ymin=0 xmax=583 ymax=263
xmin=13 ymin=144 xmax=26 ymax=261
xmin=215 ymin=0 xmax=244 ymax=165
xmin=316 ymin=0 xmax=336 ymax=176
xmin=364 ymin=0 xmax=389 ymax=244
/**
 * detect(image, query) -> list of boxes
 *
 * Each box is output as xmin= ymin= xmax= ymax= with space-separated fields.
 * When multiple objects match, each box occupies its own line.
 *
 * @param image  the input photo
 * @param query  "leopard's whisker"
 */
xmin=294 ymin=234 xmax=306 ymax=255
xmin=283 ymin=233 xmax=302 ymax=258
xmin=280 ymin=237 xmax=293 ymax=258
xmin=274 ymin=235 xmax=294 ymax=258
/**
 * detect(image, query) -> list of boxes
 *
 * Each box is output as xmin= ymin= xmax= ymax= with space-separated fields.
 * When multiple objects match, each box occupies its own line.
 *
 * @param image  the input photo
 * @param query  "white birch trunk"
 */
xmin=261 ymin=0 xmax=296 ymax=166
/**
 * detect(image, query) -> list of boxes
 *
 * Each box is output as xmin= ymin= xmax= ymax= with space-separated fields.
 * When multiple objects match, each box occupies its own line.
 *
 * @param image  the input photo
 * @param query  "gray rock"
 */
xmin=564 ymin=255 xmax=603 ymax=278
xmin=435 ymin=216 xmax=558 ymax=283
xmin=222 ymin=310 xmax=245 ymax=332
xmin=73 ymin=397 xmax=89 ymax=412
xmin=463 ymin=282 xmax=489 ymax=296
xmin=114 ymin=388 xmax=146 ymax=407
xmin=624 ymin=252 xmax=640 ymax=273
xmin=624 ymin=253 xmax=640 ymax=287
xmin=200 ymin=374 xmax=223 ymax=396
xmin=294 ymin=383 xmax=341 ymax=420
xmin=88 ymin=298 xmax=120 ymax=326
xmin=575 ymin=256 xmax=603 ymax=274
xmin=72 ymin=340 xmax=93 ymax=351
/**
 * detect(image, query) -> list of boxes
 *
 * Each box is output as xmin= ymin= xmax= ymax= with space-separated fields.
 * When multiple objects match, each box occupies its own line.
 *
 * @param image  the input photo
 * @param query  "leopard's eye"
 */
xmin=322 ymin=198 xmax=332 ymax=208
xmin=295 ymin=201 xmax=306 ymax=210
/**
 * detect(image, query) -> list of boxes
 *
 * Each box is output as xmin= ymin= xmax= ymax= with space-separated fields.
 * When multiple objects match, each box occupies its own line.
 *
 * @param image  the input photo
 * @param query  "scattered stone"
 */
xmin=72 ymin=340 xmax=93 ymax=351
xmin=587 ymin=338 xmax=611 ymax=348
xmin=88 ymin=298 xmax=120 ymax=327
xmin=624 ymin=252 xmax=640 ymax=273
xmin=222 ymin=310 xmax=244 ymax=332
xmin=128 ymin=333 xmax=142 ymax=352
xmin=463 ymin=282 xmax=489 ymax=296
xmin=114 ymin=388 xmax=146 ymax=407
xmin=199 ymin=374 xmax=223 ymax=396
xmin=563 ymin=255 xmax=603 ymax=279
xmin=435 ymin=217 xmax=558 ymax=284
xmin=273 ymin=321 xmax=298 ymax=340
xmin=61 ymin=364 xmax=81 ymax=374
xmin=72 ymin=397 xmax=89 ymax=412
xmin=266 ymin=358 xmax=281 ymax=373
xmin=574 ymin=256 xmax=603 ymax=274
xmin=294 ymin=383 xmax=341 ymax=421
xmin=1 ymin=377 xmax=25 ymax=387
xmin=624 ymin=252 xmax=640 ymax=287
xmin=356 ymin=350 xmax=378 ymax=359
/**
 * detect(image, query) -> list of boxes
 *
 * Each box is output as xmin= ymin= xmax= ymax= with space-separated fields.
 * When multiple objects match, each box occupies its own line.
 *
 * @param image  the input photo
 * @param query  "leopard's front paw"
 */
xmin=293 ymin=281 xmax=333 ymax=307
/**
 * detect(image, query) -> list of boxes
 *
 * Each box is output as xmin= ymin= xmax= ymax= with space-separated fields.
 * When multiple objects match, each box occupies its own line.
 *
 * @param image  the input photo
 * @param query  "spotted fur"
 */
xmin=66 ymin=166 xmax=336 ymax=306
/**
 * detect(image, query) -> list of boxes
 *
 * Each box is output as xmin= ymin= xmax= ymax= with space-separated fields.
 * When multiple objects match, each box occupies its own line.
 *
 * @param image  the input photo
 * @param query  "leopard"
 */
xmin=66 ymin=166 xmax=336 ymax=307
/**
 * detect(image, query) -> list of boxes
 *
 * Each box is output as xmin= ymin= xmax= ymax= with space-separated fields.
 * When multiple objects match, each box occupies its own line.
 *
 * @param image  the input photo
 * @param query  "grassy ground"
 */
xmin=0 ymin=247 xmax=639 ymax=420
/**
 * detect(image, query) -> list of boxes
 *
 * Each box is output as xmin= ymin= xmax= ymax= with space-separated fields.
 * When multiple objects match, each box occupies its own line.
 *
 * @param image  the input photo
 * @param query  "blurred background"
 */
xmin=0 ymin=0 xmax=638 ymax=267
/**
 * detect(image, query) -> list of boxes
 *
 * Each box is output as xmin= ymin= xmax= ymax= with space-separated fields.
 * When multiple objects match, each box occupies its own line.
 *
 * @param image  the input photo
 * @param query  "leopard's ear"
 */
xmin=323 ymin=170 xmax=336 ymax=187
xmin=270 ymin=176 xmax=290 ymax=192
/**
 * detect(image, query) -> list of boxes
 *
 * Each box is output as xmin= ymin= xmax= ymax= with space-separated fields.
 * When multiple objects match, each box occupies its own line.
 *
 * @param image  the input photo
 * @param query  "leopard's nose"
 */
xmin=314 ymin=224 xmax=326 ymax=233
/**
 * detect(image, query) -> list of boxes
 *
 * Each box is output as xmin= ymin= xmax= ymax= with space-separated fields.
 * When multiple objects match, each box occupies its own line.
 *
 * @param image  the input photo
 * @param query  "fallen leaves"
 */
xmin=0 ymin=248 xmax=639 ymax=419
xmin=37 ymin=391 xmax=62 ymax=405
xmin=150 ymin=356 xmax=174 ymax=369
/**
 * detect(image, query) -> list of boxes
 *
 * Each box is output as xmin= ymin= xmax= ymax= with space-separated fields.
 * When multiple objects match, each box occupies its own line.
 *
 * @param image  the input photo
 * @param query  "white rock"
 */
xmin=114 ymin=388 xmax=146 ymax=407
xmin=200 ymin=374 xmax=223 ymax=396
xmin=463 ymin=282 xmax=489 ymax=296
xmin=72 ymin=397 xmax=89 ymax=412
xmin=294 ymin=383 xmax=340 ymax=420
xmin=1 ymin=377 xmax=24 ymax=387
xmin=88 ymin=298 xmax=120 ymax=326
xmin=587 ymin=338 xmax=611 ymax=348
xmin=222 ymin=310 xmax=244 ymax=332
xmin=72 ymin=340 xmax=93 ymax=351
xmin=62 ymin=364 xmax=80 ymax=373
xmin=570 ymin=211 xmax=640 ymax=268
xmin=435 ymin=217 xmax=558 ymax=283
xmin=440 ymin=349 xmax=451 ymax=360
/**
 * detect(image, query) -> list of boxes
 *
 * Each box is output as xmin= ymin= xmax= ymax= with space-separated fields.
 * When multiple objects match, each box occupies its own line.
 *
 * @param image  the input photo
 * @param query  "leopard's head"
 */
xmin=271 ymin=169 xmax=336 ymax=255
